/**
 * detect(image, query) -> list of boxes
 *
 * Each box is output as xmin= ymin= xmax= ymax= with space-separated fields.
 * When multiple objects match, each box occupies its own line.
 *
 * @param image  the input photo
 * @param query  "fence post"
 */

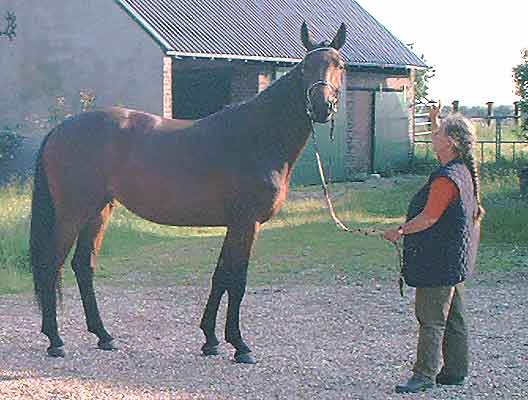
xmin=496 ymin=118 xmax=502 ymax=162
xmin=452 ymin=100 xmax=459 ymax=112
xmin=487 ymin=101 xmax=494 ymax=127
xmin=514 ymin=101 xmax=520 ymax=127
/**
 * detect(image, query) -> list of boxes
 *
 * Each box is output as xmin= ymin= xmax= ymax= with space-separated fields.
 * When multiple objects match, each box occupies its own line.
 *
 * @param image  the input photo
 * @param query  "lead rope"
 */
xmin=309 ymin=120 xmax=405 ymax=297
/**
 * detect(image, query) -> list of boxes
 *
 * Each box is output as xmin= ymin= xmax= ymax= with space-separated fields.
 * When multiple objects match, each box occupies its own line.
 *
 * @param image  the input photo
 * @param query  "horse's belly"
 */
xmin=131 ymin=207 xmax=227 ymax=227
xmin=113 ymin=182 xmax=229 ymax=227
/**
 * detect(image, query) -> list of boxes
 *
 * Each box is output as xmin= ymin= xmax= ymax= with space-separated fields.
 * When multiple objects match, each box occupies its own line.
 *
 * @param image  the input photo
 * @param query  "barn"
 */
xmin=1 ymin=0 xmax=425 ymax=184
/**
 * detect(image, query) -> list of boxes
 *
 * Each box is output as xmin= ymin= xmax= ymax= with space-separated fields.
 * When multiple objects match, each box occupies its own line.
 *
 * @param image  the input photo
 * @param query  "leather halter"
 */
xmin=299 ymin=47 xmax=341 ymax=123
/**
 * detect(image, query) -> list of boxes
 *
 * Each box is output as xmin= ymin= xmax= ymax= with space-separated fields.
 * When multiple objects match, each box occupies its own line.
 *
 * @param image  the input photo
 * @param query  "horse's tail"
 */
xmin=30 ymin=130 xmax=62 ymax=310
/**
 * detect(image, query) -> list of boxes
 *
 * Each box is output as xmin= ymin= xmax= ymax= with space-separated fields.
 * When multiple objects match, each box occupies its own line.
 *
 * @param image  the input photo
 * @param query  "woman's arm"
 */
xmin=383 ymin=177 xmax=459 ymax=242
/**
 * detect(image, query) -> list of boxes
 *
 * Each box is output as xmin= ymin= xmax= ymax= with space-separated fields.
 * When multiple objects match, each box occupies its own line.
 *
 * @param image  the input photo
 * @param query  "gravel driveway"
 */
xmin=0 ymin=273 xmax=527 ymax=399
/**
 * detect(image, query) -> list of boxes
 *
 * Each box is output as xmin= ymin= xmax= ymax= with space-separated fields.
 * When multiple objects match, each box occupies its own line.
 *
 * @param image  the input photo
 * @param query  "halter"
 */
xmin=300 ymin=47 xmax=341 ymax=140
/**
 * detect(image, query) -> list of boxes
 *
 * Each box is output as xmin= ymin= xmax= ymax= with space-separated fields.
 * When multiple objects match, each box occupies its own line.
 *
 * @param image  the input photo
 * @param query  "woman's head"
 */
xmin=438 ymin=113 xmax=485 ymax=223
xmin=439 ymin=113 xmax=477 ymax=157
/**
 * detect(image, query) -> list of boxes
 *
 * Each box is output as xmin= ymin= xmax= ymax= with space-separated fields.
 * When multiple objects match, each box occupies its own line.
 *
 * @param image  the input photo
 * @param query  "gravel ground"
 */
xmin=0 ymin=273 xmax=527 ymax=399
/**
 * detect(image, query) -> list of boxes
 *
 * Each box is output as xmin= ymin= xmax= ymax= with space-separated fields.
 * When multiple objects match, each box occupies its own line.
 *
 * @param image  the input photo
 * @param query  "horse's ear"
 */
xmin=330 ymin=23 xmax=347 ymax=50
xmin=301 ymin=21 xmax=317 ymax=51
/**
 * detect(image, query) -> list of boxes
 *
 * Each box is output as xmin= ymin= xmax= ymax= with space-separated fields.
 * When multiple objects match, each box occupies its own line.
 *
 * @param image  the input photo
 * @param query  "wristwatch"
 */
xmin=397 ymin=226 xmax=404 ymax=236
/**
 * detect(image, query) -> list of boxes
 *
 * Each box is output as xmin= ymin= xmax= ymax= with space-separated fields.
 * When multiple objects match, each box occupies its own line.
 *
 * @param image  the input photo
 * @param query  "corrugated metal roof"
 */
xmin=116 ymin=0 xmax=426 ymax=68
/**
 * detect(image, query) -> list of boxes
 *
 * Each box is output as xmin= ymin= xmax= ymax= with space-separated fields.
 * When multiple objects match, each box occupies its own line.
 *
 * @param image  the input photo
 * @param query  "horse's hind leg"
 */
xmin=35 ymin=221 xmax=79 ymax=357
xmin=71 ymin=202 xmax=116 ymax=351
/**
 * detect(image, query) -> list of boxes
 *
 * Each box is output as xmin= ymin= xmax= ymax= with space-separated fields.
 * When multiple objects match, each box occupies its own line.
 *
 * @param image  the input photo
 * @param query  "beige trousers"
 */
xmin=413 ymin=283 xmax=469 ymax=379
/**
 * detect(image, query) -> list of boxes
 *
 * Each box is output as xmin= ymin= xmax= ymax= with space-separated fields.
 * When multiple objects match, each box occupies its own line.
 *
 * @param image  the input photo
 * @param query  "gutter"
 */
xmin=166 ymin=50 xmax=426 ymax=70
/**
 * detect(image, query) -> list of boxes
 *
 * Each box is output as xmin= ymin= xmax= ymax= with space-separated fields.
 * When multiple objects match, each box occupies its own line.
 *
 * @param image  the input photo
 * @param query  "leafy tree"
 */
xmin=0 ymin=124 xmax=22 ymax=162
xmin=0 ymin=11 xmax=18 ymax=161
xmin=513 ymin=49 xmax=528 ymax=131
xmin=414 ymin=55 xmax=435 ymax=103
xmin=494 ymin=105 xmax=514 ymax=117
xmin=0 ymin=11 xmax=16 ymax=40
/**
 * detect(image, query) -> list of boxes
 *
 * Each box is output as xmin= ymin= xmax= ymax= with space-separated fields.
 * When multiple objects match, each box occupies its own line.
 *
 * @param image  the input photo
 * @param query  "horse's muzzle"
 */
xmin=306 ymin=81 xmax=340 ymax=123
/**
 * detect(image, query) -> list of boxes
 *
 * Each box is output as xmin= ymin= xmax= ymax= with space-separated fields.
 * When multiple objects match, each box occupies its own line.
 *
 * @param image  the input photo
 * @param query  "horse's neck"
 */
xmin=251 ymin=68 xmax=312 ymax=166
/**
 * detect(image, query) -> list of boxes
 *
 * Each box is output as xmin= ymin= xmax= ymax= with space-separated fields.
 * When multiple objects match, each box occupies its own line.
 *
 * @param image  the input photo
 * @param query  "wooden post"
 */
xmin=452 ymin=100 xmax=459 ymax=112
xmin=514 ymin=101 xmax=520 ymax=127
xmin=163 ymin=56 xmax=173 ymax=119
xmin=495 ymin=117 xmax=502 ymax=162
xmin=486 ymin=101 xmax=494 ymax=127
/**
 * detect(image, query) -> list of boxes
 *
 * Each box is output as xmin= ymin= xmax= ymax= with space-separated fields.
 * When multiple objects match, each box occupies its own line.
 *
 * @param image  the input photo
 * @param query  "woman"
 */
xmin=384 ymin=104 xmax=485 ymax=393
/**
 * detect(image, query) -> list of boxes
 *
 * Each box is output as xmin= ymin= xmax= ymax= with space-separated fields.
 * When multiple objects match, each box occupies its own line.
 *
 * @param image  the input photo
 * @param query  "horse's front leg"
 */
xmin=223 ymin=221 xmax=260 ymax=364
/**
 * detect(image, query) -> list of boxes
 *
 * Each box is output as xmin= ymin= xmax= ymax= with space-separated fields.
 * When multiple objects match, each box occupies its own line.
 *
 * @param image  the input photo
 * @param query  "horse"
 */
xmin=30 ymin=21 xmax=347 ymax=364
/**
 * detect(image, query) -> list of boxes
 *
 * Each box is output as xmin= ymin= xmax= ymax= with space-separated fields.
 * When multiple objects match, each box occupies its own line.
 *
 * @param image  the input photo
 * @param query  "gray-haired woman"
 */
xmin=384 ymin=104 xmax=485 ymax=393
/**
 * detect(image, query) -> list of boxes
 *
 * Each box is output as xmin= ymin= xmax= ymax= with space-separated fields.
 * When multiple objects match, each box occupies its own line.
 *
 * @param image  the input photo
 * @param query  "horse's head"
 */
xmin=300 ymin=22 xmax=347 ymax=123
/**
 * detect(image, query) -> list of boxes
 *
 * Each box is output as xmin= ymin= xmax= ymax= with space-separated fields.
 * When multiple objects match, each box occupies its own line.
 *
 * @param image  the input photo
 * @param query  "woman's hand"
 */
xmin=429 ymin=101 xmax=442 ymax=132
xmin=383 ymin=227 xmax=402 ymax=243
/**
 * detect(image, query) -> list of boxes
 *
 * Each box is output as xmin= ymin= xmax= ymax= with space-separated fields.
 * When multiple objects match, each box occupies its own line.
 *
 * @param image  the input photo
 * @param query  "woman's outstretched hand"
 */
xmin=429 ymin=101 xmax=442 ymax=132
xmin=383 ymin=227 xmax=402 ymax=243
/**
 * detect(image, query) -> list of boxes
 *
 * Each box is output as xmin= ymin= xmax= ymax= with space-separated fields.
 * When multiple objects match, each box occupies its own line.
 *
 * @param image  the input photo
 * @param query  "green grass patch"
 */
xmin=1 ymin=172 xmax=527 ymax=294
xmin=0 ymin=182 xmax=32 ymax=293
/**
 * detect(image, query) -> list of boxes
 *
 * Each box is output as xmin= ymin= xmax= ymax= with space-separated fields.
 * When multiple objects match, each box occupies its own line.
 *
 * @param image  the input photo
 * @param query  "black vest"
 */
xmin=403 ymin=159 xmax=480 ymax=287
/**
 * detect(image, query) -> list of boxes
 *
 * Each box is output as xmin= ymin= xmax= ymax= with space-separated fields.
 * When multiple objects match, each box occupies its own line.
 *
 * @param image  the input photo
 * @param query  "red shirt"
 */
xmin=423 ymin=177 xmax=460 ymax=220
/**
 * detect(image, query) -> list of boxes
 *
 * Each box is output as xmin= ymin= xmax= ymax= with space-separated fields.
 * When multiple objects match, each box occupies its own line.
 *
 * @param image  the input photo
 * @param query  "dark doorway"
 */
xmin=172 ymin=68 xmax=232 ymax=119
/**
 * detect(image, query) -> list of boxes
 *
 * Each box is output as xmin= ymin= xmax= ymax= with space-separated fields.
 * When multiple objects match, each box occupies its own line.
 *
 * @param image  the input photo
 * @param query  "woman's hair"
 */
xmin=440 ymin=113 xmax=485 ymax=223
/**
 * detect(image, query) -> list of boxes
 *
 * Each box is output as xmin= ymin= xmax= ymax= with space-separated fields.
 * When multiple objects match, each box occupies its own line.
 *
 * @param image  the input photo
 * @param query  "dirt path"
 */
xmin=0 ymin=274 xmax=527 ymax=399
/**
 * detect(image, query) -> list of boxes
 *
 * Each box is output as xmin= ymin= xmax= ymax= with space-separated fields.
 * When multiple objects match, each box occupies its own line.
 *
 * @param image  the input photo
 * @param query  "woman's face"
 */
xmin=431 ymin=127 xmax=454 ymax=156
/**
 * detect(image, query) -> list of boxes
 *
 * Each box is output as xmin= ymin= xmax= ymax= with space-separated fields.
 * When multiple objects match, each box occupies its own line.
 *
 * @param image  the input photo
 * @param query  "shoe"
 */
xmin=436 ymin=373 xmax=466 ymax=386
xmin=395 ymin=373 xmax=434 ymax=393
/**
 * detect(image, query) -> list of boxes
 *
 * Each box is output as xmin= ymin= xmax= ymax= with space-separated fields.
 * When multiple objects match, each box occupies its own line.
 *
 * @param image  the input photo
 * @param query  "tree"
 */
xmin=513 ymin=49 xmax=528 ymax=131
xmin=0 ymin=11 xmax=18 ymax=161
xmin=0 ymin=11 xmax=16 ymax=40
xmin=414 ymin=55 xmax=435 ymax=103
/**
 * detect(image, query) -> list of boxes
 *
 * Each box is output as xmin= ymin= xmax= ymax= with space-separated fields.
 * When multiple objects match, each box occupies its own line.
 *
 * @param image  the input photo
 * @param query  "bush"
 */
xmin=513 ymin=49 xmax=528 ymax=132
xmin=0 ymin=124 xmax=23 ymax=162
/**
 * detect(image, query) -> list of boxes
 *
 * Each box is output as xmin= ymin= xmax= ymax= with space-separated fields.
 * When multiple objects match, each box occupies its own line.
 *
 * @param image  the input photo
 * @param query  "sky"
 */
xmin=358 ymin=0 xmax=527 ymax=107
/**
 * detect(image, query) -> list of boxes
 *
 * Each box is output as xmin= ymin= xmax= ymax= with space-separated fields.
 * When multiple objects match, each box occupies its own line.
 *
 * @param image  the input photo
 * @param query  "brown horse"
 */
xmin=30 ymin=22 xmax=347 ymax=364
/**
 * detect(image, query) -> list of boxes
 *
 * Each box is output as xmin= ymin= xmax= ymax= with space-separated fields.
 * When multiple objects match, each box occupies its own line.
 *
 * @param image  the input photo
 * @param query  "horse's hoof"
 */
xmin=201 ymin=344 xmax=220 ymax=356
xmin=47 ymin=346 xmax=65 ymax=358
xmin=98 ymin=339 xmax=118 ymax=351
xmin=234 ymin=351 xmax=257 ymax=364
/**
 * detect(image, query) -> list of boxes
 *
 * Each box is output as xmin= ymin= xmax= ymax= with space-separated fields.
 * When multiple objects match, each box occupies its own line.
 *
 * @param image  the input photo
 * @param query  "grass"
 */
xmin=0 ymin=182 xmax=33 ymax=294
xmin=0 ymin=171 xmax=527 ymax=295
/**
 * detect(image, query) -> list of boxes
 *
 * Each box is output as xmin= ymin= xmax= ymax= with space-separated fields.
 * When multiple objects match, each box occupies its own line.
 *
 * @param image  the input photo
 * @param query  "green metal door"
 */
xmin=373 ymin=91 xmax=410 ymax=173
